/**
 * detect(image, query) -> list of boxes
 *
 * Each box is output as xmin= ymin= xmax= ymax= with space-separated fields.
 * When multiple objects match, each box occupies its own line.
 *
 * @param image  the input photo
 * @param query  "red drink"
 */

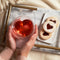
xmin=13 ymin=19 xmax=33 ymax=37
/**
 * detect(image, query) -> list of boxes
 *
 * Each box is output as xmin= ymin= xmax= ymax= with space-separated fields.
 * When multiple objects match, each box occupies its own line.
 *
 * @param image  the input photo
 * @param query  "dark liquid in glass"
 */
xmin=13 ymin=19 xmax=33 ymax=37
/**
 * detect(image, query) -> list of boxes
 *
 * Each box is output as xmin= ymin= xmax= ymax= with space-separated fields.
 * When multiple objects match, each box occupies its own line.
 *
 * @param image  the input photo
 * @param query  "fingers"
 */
xmin=6 ymin=26 xmax=11 ymax=41
xmin=8 ymin=26 xmax=15 ymax=43
xmin=8 ymin=26 xmax=11 ymax=33
xmin=7 ymin=26 xmax=16 ymax=50
xmin=30 ymin=24 xmax=38 ymax=41
xmin=6 ymin=26 xmax=15 ymax=46
xmin=8 ymin=26 xmax=14 ymax=40
xmin=8 ymin=26 xmax=16 ymax=49
xmin=26 ymin=25 xmax=38 ymax=45
xmin=8 ymin=25 xmax=18 ymax=40
xmin=34 ymin=24 xmax=38 ymax=35
xmin=30 ymin=24 xmax=38 ymax=40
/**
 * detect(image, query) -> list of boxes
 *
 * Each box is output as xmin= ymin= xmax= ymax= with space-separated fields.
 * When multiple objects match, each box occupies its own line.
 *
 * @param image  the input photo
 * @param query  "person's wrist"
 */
xmin=20 ymin=53 xmax=28 ymax=57
xmin=16 ymin=55 xmax=27 ymax=60
xmin=16 ymin=52 xmax=27 ymax=60
xmin=5 ymin=47 xmax=14 ymax=55
xmin=16 ymin=50 xmax=28 ymax=57
xmin=7 ymin=46 xmax=15 ymax=52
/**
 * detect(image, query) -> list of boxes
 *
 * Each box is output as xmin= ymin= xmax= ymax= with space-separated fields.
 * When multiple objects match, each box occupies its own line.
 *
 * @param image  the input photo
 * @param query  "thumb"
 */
xmin=26 ymin=25 xmax=38 ymax=45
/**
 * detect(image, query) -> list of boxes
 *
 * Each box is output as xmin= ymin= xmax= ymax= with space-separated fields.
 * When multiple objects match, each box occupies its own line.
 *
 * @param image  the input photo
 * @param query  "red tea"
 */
xmin=13 ymin=19 xmax=33 ymax=37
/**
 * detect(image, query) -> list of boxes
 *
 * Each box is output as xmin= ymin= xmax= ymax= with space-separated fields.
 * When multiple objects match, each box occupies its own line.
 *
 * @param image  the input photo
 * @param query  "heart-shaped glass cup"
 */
xmin=11 ymin=16 xmax=35 ymax=48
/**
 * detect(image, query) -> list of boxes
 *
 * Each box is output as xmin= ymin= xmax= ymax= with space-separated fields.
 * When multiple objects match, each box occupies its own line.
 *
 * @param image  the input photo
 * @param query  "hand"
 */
xmin=16 ymin=25 xmax=38 ymax=57
xmin=6 ymin=26 xmax=16 ymax=51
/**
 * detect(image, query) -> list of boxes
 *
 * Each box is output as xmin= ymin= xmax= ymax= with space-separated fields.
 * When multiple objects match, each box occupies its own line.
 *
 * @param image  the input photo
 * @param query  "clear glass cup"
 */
xmin=11 ymin=15 xmax=35 ymax=48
